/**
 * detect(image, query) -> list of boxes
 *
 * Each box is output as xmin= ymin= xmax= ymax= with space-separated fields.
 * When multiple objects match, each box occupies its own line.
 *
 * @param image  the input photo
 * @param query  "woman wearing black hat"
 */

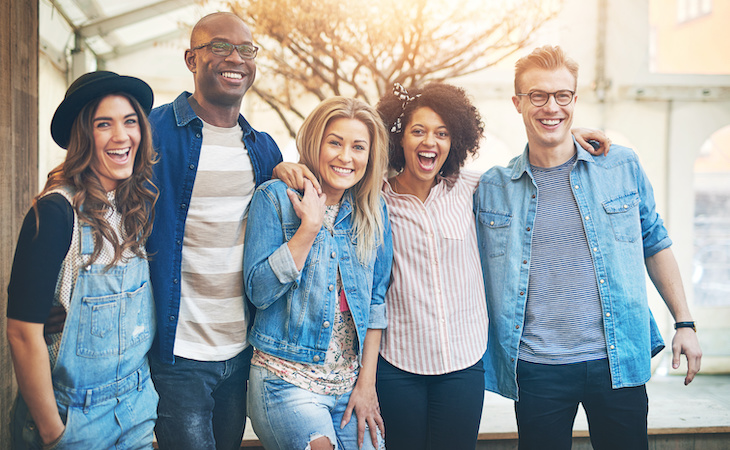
xmin=7 ymin=71 xmax=159 ymax=449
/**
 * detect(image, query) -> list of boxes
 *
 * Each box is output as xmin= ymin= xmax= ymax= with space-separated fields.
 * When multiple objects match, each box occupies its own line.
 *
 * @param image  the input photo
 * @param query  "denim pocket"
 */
xmin=77 ymin=282 xmax=150 ymax=358
xmin=602 ymin=192 xmax=641 ymax=243
xmin=478 ymin=210 xmax=512 ymax=257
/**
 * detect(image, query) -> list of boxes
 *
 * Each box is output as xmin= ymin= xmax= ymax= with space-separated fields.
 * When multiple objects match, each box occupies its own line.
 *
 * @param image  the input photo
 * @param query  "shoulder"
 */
xmin=480 ymin=162 xmax=513 ymax=185
xmin=36 ymin=193 xmax=74 ymax=225
xmin=255 ymin=179 xmax=290 ymax=201
xmin=589 ymin=144 xmax=640 ymax=168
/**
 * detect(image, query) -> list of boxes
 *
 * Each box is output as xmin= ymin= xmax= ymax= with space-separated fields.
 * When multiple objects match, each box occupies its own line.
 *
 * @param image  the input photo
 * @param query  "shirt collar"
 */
xmin=171 ymin=91 xmax=257 ymax=142
xmin=511 ymin=137 xmax=595 ymax=180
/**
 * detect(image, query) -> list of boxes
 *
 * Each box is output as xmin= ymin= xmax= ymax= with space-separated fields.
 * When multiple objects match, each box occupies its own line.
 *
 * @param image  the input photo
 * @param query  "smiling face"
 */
xmin=91 ymin=95 xmax=140 ymax=191
xmin=399 ymin=106 xmax=451 ymax=187
xmin=318 ymin=118 xmax=371 ymax=205
xmin=513 ymin=67 xmax=577 ymax=155
xmin=186 ymin=14 xmax=256 ymax=108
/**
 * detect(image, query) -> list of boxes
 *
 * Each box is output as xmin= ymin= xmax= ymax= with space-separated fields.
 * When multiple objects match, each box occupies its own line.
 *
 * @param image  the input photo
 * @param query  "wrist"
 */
xmin=674 ymin=321 xmax=696 ymax=332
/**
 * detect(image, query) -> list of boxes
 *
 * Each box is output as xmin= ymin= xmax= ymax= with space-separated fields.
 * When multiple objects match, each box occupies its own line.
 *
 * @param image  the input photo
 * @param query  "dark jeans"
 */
xmin=150 ymin=346 xmax=253 ymax=450
xmin=376 ymin=355 xmax=485 ymax=450
xmin=515 ymin=358 xmax=649 ymax=450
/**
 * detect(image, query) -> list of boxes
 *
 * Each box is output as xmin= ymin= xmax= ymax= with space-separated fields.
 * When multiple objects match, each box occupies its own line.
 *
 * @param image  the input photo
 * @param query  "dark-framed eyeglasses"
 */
xmin=192 ymin=41 xmax=259 ymax=59
xmin=516 ymin=90 xmax=575 ymax=107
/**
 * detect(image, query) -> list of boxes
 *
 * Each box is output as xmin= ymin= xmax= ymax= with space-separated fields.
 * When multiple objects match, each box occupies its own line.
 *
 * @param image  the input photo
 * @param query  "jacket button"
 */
xmin=328 ymin=285 xmax=335 ymax=291
xmin=331 ymin=252 xmax=336 ymax=258
xmin=323 ymin=321 xmax=330 ymax=328
xmin=313 ymin=355 xmax=320 ymax=362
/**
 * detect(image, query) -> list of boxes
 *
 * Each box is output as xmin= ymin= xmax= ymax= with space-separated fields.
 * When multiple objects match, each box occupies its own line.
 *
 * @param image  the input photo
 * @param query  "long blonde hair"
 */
xmin=35 ymin=93 xmax=158 ymax=268
xmin=296 ymin=97 xmax=389 ymax=262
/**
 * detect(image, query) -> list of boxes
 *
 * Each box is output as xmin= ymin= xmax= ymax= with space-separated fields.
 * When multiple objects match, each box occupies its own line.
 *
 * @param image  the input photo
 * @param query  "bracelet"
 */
xmin=674 ymin=321 xmax=696 ymax=332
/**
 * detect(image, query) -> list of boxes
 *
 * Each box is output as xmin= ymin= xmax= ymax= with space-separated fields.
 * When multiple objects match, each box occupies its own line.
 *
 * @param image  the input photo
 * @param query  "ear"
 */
xmin=184 ymin=49 xmax=197 ymax=73
xmin=512 ymin=95 xmax=522 ymax=114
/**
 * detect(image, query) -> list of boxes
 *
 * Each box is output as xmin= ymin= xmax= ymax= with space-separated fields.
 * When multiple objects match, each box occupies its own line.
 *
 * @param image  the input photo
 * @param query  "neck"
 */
xmin=188 ymin=94 xmax=241 ymax=128
xmin=391 ymin=172 xmax=434 ymax=203
xmin=527 ymin=139 xmax=576 ymax=168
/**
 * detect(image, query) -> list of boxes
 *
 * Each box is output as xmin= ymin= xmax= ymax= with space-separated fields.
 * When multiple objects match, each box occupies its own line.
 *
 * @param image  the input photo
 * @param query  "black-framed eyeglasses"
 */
xmin=516 ymin=90 xmax=575 ymax=107
xmin=192 ymin=41 xmax=259 ymax=59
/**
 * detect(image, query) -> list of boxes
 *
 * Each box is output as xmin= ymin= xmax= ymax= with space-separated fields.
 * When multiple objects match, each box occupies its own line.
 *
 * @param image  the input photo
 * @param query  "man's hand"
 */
xmin=572 ymin=127 xmax=611 ymax=155
xmin=272 ymin=162 xmax=322 ymax=194
xmin=43 ymin=306 xmax=66 ymax=345
xmin=672 ymin=327 xmax=702 ymax=385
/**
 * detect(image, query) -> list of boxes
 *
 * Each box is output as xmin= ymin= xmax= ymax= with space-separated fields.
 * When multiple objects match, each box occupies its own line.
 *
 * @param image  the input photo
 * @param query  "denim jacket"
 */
xmin=243 ymin=180 xmax=393 ymax=364
xmin=474 ymin=141 xmax=668 ymax=400
xmin=147 ymin=92 xmax=282 ymax=364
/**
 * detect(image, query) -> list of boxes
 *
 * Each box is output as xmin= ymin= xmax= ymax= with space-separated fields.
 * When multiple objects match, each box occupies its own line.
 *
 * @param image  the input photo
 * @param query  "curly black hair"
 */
xmin=376 ymin=82 xmax=484 ymax=178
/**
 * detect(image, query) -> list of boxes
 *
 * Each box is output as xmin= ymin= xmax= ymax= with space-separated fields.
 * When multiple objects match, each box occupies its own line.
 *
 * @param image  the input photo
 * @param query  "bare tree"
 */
xmin=209 ymin=0 xmax=562 ymax=137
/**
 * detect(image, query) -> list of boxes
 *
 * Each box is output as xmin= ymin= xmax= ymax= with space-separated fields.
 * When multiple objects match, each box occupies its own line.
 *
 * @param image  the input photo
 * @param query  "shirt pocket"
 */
xmin=602 ymin=192 xmax=642 ymax=243
xmin=76 ymin=282 xmax=151 ymax=358
xmin=478 ymin=210 xmax=512 ymax=257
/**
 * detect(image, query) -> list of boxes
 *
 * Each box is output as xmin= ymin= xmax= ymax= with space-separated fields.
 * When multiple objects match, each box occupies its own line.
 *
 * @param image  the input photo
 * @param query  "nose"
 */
xmin=423 ymin=132 xmax=436 ymax=146
xmin=111 ymin=122 xmax=127 ymax=141
xmin=338 ymin=146 xmax=354 ymax=162
xmin=543 ymin=95 xmax=560 ymax=111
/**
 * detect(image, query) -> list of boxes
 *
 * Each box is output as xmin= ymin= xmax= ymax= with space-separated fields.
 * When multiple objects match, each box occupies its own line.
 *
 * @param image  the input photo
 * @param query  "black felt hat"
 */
xmin=50 ymin=71 xmax=154 ymax=149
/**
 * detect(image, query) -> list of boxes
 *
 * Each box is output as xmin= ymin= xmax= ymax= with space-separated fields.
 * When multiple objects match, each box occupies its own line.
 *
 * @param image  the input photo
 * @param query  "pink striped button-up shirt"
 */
xmin=380 ymin=170 xmax=488 ymax=375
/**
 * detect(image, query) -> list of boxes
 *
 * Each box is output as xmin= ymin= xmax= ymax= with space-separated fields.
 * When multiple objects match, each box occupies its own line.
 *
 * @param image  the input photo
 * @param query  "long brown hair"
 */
xmin=35 ymin=93 xmax=158 ymax=268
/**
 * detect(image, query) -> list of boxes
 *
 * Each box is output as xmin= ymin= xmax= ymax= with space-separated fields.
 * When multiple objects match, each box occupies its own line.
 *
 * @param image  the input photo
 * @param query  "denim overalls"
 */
xmin=12 ymin=204 xmax=158 ymax=449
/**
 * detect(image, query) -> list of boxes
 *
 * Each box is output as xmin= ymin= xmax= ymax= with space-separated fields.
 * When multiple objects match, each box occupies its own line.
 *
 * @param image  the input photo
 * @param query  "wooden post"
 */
xmin=0 ymin=0 xmax=39 ymax=446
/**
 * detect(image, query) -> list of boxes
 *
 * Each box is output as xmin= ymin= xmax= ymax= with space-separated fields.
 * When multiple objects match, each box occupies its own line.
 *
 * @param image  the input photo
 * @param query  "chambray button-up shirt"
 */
xmin=474 ymin=141 xmax=668 ymax=401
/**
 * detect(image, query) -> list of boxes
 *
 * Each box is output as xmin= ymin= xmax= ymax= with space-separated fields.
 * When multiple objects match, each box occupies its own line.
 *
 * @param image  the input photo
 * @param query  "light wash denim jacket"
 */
xmin=146 ymin=92 xmax=282 ymax=364
xmin=474 ymin=141 xmax=668 ymax=400
xmin=243 ymin=180 xmax=393 ymax=364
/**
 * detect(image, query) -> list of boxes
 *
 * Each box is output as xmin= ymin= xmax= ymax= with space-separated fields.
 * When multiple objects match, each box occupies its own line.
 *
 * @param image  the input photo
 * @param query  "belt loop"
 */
xmin=84 ymin=389 xmax=93 ymax=414
xmin=137 ymin=368 xmax=143 ymax=391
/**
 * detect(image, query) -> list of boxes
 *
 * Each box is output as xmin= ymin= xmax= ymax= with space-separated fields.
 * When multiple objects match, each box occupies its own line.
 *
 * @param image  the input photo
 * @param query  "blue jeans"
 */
xmin=247 ymin=364 xmax=382 ymax=450
xmin=376 ymin=356 xmax=485 ymax=450
xmin=515 ymin=358 xmax=649 ymax=450
xmin=150 ymin=346 xmax=253 ymax=450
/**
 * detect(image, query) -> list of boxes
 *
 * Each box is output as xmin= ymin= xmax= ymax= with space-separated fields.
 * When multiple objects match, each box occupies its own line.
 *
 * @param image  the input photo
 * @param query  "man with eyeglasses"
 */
xmin=473 ymin=45 xmax=702 ymax=449
xmin=145 ymin=12 xmax=282 ymax=450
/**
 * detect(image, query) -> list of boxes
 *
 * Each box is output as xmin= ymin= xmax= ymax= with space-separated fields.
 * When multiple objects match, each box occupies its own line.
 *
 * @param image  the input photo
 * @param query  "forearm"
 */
xmin=645 ymin=247 xmax=693 ymax=321
xmin=7 ymin=319 xmax=64 ymax=443
xmin=356 ymin=329 xmax=382 ymax=388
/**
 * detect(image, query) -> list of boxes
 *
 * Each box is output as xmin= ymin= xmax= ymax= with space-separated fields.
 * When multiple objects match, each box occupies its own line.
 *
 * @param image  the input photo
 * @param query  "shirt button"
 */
xmin=520 ymin=291 xmax=525 ymax=296
xmin=515 ymin=325 xmax=520 ymax=329
xmin=189 ymin=164 xmax=195 ymax=170
xmin=169 ymin=315 xmax=175 ymax=321
xmin=490 ymin=221 xmax=495 ymax=226
xmin=593 ymin=247 xmax=598 ymax=252
xmin=574 ymin=185 xmax=580 ymax=189
xmin=180 ymin=203 xmax=187 ymax=209
xmin=176 ymin=239 xmax=182 ymax=245
xmin=328 ymin=285 xmax=335 ymax=292
xmin=331 ymin=252 xmax=336 ymax=258
xmin=600 ymin=279 xmax=605 ymax=284
xmin=526 ymin=227 xmax=531 ymax=231
xmin=196 ymin=133 xmax=201 ymax=138
xmin=610 ymin=345 xmax=615 ymax=350
xmin=313 ymin=355 xmax=320 ymax=362
xmin=523 ymin=260 xmax=528 ymax=264
xmin=585 ymin=215 xmax=590 ymax=220
xmin=323 ymin=321 xmax=330 ymax=328
xmin=606 ymin=313 xmax=611 ymax=317
xmin=623 ymin=204 xmax=629 ymax=209
xmin=173 ymin=278 xmax=179 ymax=284
xmin=531 ymin=194 xmax=536 ymax=199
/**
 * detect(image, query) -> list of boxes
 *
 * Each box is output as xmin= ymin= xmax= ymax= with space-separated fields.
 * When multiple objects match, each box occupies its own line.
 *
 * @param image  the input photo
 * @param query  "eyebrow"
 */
xmin=326 ymin=133 xmax=369 ymax=144
xmin=93 ymin=112 xmax=138 ymax=122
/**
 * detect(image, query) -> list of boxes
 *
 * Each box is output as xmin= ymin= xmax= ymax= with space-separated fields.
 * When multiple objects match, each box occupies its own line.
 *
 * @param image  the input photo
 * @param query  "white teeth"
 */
xmin=106 ymin=148 xmax=129 ymax=155
xmin=222 ymin=72 xmax=243 ymax=79
xmin=332 ymin=166 xmax=353 ymax=174
xmin=418 ymin=152 xmax=437 ymax=159
xmin=541 ymin=119 xmax=560 ymax=126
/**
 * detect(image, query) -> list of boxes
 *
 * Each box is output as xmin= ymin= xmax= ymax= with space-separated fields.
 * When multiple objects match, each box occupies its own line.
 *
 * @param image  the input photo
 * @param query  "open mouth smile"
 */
xmin=417 ymin=151 xmax=438 ymax=170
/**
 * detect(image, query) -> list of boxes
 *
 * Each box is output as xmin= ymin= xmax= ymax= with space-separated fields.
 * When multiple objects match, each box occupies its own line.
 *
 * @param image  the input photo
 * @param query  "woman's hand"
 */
xmin=572 ymin=127 xmax=611 ymax=155
xmin=341 ymin=381 xmax=384 ymax=449
xmin=273 ymin=162 xmax=322 ymax=194
xmin=286 ymin=179 xmax=327 ymax=271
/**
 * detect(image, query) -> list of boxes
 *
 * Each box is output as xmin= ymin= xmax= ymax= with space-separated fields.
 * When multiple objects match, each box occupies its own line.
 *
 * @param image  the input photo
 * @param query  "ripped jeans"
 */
xmin=247 ymin=365 xmax=383 ymax=450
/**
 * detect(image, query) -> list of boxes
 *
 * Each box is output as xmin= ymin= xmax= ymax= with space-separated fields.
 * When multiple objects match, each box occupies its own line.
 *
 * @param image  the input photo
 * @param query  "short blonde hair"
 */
xmin=514 ymin=45 xmax=579 ymax=93
xmin=296 ymin=97 xmax=389 ymax=262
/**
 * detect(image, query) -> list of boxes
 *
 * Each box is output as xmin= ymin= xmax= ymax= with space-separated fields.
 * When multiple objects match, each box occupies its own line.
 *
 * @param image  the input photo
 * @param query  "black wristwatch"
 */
xmin=674 ymin=321 xmax=696 ymax=332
